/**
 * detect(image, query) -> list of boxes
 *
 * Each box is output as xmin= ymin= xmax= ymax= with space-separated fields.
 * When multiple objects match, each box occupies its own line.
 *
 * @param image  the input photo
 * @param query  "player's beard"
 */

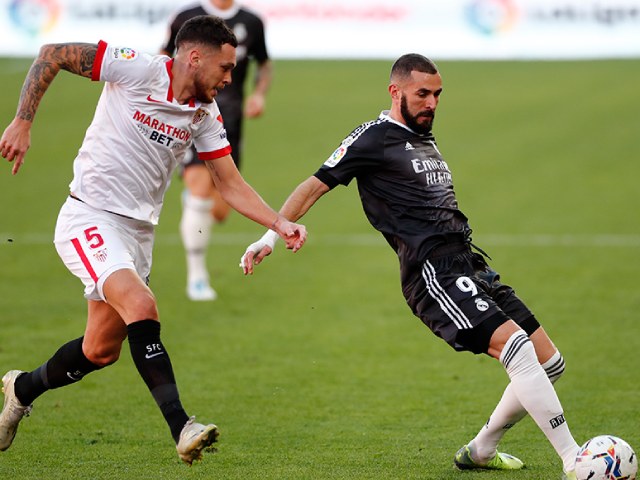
xmin=400 ymin=94 xmax=435 ymax=135
xmin=193 ymin=74 xmax=215 ymax=103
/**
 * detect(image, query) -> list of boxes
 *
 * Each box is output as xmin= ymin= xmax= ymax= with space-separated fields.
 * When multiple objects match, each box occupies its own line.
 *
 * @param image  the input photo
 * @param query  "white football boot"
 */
xmin=0 ymin=370 xmax=32 ymax=451
xmin=176 ymin=416 xmax=219 ymax=465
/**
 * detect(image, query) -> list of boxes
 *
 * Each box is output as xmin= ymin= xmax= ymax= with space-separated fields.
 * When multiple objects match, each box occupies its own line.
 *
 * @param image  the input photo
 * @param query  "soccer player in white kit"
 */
xmin=0 ymin=16 xmax=306 ymax=464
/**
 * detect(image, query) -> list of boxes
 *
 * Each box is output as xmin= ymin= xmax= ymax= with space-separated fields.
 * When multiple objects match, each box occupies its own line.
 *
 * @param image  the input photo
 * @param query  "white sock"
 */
xmin=180 ymin=192 xmax=213 ymax=284
xmin=499 ymin=331 xmax=578 ymax=472
xmin=472 ymin=350 xmax=565 ymax=461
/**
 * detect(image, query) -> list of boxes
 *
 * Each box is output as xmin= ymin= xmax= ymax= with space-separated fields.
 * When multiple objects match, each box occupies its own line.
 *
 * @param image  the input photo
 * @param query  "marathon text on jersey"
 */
xmin=133 ymin=110 xmax=191 ymax=148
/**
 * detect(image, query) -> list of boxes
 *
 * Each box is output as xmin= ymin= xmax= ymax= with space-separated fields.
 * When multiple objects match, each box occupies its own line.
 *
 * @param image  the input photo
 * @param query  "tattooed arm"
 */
xmin=0 ymin=43 xmax=97 ymax=174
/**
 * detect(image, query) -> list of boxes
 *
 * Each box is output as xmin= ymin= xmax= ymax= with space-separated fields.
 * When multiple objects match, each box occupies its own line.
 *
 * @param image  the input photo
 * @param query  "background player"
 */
xmin=161 ymin=0 xmax=272 ymax=301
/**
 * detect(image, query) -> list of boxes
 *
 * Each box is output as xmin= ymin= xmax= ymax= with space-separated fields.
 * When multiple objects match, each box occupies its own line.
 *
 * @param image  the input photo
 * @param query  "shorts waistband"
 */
xmin=428 ymin=242 xmax=471 ymax=259
xmin=69 ymin=194 xmax=135 ymax=221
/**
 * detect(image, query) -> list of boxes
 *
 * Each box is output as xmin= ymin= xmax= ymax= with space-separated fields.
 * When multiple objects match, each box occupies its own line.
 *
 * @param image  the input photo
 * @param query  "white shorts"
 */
xmin=54 ymin=197 xmax=154 ymax=301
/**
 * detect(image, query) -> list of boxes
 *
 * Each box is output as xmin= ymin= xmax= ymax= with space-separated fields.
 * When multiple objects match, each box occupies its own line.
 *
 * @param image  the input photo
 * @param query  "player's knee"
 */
xmin=212 ymin=203 xmax=231 ymax=223
xmin=122 ymin=291 xmax=158 ymax=323
xmin=185 ymin=167 xmax=214 ymax=197
xmin=543 ymin=351 xmax=566 ymax=384
xmin=500 ymin=330 xmax=538 ymax=376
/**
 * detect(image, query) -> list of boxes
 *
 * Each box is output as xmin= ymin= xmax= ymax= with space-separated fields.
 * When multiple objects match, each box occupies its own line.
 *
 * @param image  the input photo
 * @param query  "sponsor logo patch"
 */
xmin=549 ymin=414 xmax=566 ymax=429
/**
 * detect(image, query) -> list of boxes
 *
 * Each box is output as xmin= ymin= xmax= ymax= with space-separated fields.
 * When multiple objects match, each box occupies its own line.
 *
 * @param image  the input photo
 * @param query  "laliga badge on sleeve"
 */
xmin=324 ymin=145 xmax=347 ymax=167
xmin=113 ymin=47 xmax=137 ymax=61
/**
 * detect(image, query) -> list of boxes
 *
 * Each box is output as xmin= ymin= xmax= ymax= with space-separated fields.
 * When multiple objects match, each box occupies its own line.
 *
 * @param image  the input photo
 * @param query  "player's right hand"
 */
xmin=0 ymin=118 xmax=32 ymax=175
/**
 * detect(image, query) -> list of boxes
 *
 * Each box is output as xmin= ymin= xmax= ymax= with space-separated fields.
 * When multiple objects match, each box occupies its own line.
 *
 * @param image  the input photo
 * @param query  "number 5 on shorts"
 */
xmin=83 ymin=226 xmax=105 ymax=249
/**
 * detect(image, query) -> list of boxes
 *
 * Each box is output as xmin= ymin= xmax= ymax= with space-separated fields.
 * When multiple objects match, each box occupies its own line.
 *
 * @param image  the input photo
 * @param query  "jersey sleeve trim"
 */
xmin=92 ymin=40 xmax=108 ymax=81
xmin=314 ymin=170 xmax=339 ymax=189
xmin=198 ymin=145 xmax=232 ymax=161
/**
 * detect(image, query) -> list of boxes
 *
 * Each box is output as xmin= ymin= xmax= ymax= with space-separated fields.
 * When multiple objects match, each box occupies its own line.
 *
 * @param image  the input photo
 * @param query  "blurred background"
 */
xmin=1 ymin=0 xmax=639 ymax=60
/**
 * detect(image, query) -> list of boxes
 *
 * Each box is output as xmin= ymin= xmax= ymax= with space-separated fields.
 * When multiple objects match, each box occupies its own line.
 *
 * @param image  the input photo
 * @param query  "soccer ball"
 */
xmin=575 ymin=435 xmax=637 ymax=480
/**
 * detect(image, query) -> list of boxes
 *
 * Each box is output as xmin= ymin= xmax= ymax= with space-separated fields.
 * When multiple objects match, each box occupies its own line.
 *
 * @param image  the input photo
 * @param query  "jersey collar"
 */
xmin=165 ymin=59 xmax=196 ymax=107
xmin=379 ymin=110 xmax=422 ymax=135
xmin=378 ymin=110 xmax=419 ymax=135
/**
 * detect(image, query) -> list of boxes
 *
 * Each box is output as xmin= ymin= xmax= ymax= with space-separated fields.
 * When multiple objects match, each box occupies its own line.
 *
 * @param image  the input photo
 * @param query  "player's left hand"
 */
xmin=240 ymin=221 xmax=307 ymax=275
xmin=244 ymin=93 xmax=265 ymax=118
xmin=240 ymin=229 xmax=278 ymax=275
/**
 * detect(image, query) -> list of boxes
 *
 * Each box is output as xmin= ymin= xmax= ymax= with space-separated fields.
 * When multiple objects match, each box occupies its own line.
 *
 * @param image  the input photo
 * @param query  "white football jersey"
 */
xmin=69 ymin=41 xmax=231 ymax=224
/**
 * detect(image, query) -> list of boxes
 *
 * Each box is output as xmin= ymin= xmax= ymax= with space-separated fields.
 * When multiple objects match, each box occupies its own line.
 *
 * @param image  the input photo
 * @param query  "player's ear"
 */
xmin=189 ymin=48 xmax=201 ymax=68
xmin=389 ymin=83 xmax=400 ymax=101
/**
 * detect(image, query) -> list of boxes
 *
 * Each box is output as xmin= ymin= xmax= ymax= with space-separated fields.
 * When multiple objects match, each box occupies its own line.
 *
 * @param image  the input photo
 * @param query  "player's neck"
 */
xmin=387 ymin=108 xmax=407 ymax=128
xmin=209 ymin=0 xmax=234 ymax=10
xmin=170 ymin=60 xmax=194 ymax=105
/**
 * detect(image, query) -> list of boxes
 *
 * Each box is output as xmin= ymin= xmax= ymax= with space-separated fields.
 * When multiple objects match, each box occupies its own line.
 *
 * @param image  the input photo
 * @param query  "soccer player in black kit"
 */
xmin=162 ymin=0 xmax=272 ymax=301
xmin=240 ymin=54 xmax=581 ymax=480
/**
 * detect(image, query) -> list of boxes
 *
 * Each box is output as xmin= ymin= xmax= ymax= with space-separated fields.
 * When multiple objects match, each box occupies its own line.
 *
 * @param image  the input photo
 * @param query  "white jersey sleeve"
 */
xmin=192 ymin=107 xmax=232 ymax=161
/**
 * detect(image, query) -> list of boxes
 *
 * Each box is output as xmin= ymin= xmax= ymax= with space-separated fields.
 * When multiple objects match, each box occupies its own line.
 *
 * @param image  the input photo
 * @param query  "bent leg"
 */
xmin=13 ymin=299 xmax=125 ymax=407
xmin=102 ymin=269 xmax=189 ymax=443
xmin=84 ymin=298 xmax=128 ymax=364
xmin=471 ymin=326 xmax=566 ymax=460
xmin=490 ymin=321 xmax=578 ymax=472
xmin=2 ymin=276 xmax=131 ymax=451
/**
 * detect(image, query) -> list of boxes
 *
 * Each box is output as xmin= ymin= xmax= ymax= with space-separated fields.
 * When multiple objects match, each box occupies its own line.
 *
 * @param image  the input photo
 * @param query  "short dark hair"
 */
xmin=390 ymin=53 xmax=438 ymax=81
xmin=175 ymin=15 xmax=238 ymax=51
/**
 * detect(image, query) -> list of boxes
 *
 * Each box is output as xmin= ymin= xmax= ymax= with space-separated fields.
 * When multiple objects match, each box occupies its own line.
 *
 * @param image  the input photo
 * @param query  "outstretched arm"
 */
xmin=204 ymin=155 xmax=307 ymax=252
xmin=1 ymin=43 xmax=97 ymax=174
xmin=241 ymin=175 xmax=330 ymax=275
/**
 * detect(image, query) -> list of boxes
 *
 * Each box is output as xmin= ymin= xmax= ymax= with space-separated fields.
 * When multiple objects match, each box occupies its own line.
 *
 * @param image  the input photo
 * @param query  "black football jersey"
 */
xmin=314 ymin=111 xmax=471 ymax=265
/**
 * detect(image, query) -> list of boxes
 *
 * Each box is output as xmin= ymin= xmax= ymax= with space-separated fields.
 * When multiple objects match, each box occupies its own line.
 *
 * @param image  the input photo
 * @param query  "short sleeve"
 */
xmin=92 ymin=41 xmax=150 ymax=86
xmin=315 ymin=125 xmax=382 ymax=186
xmin=193 ymin=107 xmax=232 ymax=160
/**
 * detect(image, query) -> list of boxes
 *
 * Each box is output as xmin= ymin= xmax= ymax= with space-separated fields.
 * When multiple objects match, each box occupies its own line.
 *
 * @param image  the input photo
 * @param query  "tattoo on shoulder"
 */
xmin=77 ymin=44 xmax=97 ymax=77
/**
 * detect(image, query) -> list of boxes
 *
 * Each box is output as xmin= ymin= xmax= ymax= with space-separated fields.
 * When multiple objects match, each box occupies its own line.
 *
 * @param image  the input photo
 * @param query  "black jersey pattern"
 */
xmin=314 ymin=111 xmax=471 ymax=266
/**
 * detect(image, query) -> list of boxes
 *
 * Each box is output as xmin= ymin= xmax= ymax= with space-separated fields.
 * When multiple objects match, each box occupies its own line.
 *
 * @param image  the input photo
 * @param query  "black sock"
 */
xmin=14 ymin=336 xmax=101 ymax=406
xmin=127 ymin=320 xmax=189 ymax=443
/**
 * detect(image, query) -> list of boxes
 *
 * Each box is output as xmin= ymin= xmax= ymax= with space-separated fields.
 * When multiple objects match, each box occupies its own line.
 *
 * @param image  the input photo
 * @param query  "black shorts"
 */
xmin=402 ymin=250 xmax=539 ymax=355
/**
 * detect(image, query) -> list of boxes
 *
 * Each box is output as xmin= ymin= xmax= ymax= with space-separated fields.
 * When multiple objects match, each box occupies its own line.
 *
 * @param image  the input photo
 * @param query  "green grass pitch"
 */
xmin=0 ymin=57 xmax=639 ymax=479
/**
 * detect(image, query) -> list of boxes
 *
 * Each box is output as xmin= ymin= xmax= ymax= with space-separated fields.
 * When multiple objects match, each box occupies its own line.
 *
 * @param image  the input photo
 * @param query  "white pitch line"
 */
xmin=1 ymin=232 xmax=640 ymax=248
